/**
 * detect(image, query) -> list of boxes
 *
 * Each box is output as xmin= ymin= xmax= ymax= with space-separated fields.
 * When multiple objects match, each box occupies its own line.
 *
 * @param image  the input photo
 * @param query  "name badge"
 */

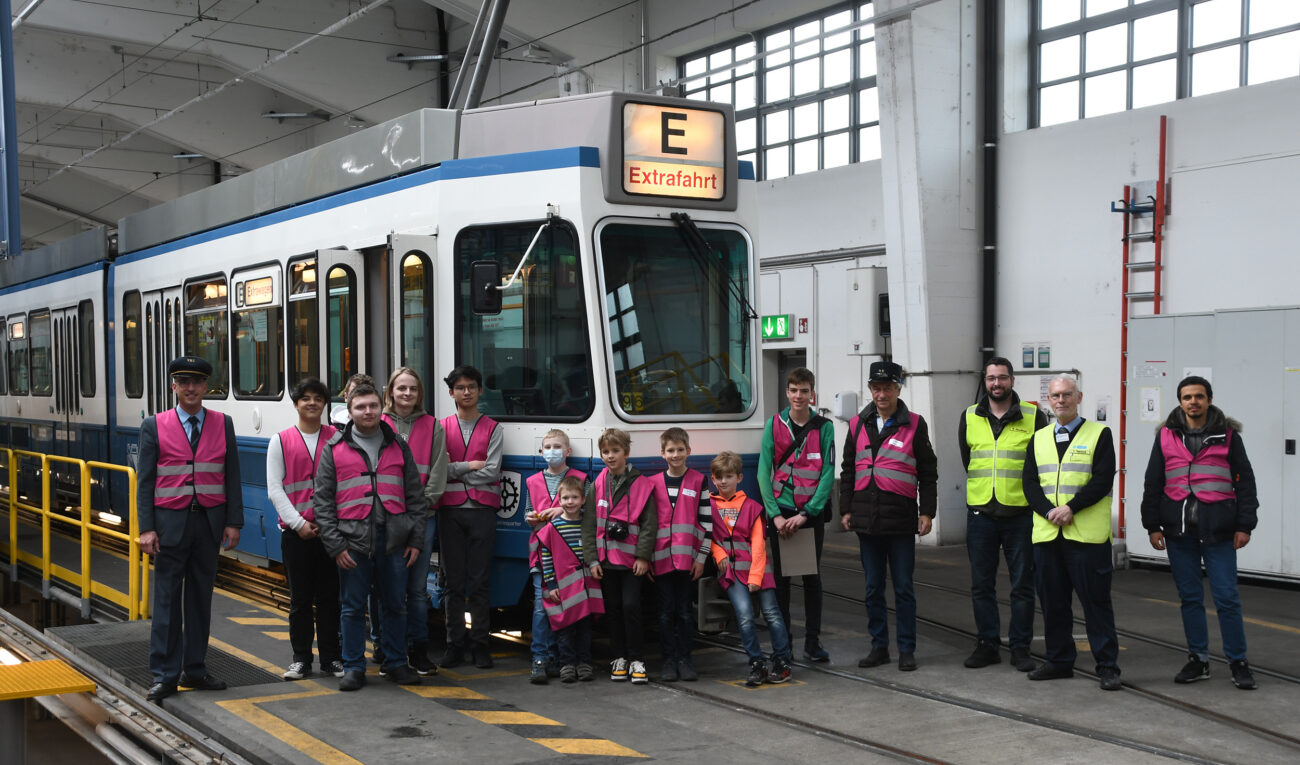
xmin=1055 ymin=431 xmax=1070 ymax=443
xmin=888 ymin=438 xmax=905 ymax=448
xmin=806 ymin=452 xmax=821 ymax=460
xmin=597 ymin=499 xmax=609 ymax=508
xmin=682 ymin=489 xmax=698 ymax=497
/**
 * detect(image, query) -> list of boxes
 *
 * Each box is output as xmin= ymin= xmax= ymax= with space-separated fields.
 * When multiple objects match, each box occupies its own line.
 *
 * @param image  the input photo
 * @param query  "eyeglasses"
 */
xmin=453 ymin=385 xmax=478 ymax=393
xmin=984 ymin=375 xmax=1011 ymax=383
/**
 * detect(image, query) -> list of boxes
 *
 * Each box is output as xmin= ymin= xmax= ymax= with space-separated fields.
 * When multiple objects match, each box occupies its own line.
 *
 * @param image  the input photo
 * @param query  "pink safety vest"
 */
xmin=650 ymin=470 xmax=706 ymax=576
xmin=770 ymin=415 xmax=826 ymax=511
xmin=154 ymin=408 xmax=228 ymax=509
xmin=529 ymin=520 xmax=604 ymax=630
xmin=593 ymin=470 xmax=653 ymax=568
xmin=525 ymin=469 xmax=587 ymax=514
xmin=382 ymin=413 xmax=438 ymax=487
xmin=711 ymin=495 xmax=775 ymax=591
xmin=1161 ymin=427 xmax=1237 ymax=503
xmin=440 ymin=415 xmax=501 ymax=508
xmin=277 ymin=424 xmax=337 ymax=526
xmin=848 ymin=414 xmax=920 ymax=499
xmin=330 ymin=436 xmax=408 ymax=520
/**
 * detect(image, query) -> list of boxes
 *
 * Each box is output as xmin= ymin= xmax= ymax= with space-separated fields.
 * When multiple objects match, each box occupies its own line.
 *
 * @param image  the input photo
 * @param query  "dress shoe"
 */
xmin=146 ymin=682 xmax=178 ymax=702
xmin=964 ymin=641 xmax=1001 ymax=668
xmin=439 ymin=644 xmax=465 ymax=668
xmin=1010 ymin=647 xmax=1036 ymax=673
xmin=857 ymin=647 xmax=891 ymax=668
xmin=178 ymin=674 xmax=227 ymax=691
xmin=338 ymin=670 xmax=366 ymax=691
xmin=384 ymin=664 xmax=422 ymax=685
xmin=1027 ymin=664 xmax=1074 ymax=681
xmin=898 ymin=652 xmax=918 ymax=671
xmin=1098 ymin=666 xmax=1122 ymax=691
xmin=472 ymin=644 xmax=494 ymax=669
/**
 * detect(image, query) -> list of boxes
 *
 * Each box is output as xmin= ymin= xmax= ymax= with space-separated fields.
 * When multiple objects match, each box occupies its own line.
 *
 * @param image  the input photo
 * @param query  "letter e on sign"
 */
xmin=661 ymin=112 xmax=688 ymax=154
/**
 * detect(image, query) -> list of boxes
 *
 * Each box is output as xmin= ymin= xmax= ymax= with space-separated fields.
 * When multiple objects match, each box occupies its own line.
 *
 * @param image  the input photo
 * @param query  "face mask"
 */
xmin=542 ymin=448 xmax=565 ymax=467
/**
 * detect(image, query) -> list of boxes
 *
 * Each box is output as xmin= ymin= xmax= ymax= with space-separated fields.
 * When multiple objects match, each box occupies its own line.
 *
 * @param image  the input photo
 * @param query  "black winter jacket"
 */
xmin=838 ymin=400 xmax=938 ymax=535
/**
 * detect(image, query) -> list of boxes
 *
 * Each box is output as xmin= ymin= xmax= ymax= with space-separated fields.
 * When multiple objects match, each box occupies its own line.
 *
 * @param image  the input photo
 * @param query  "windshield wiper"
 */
xmin=670 ymin=212 xmax=758 ymax=321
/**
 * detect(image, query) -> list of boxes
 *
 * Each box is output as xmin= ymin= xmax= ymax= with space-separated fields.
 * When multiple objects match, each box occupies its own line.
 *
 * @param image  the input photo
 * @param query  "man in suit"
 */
xmin=137 ymin=356 xmax=243 ymax=703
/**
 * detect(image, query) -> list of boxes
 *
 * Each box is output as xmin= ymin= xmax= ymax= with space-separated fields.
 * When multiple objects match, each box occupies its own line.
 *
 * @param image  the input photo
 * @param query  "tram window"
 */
xmin=29 ymin=310 xmax=52 ymax=397
xmin=79 ymin=301 xmax=95 ymax=398
xmin=326 ymin=266 xmax=357 ymax=398
xmin=288 ymin=258 xmax=319 ymax=383
xmin=0 ymin=319 xmax=7 ymax=395
xmin=400 ymin=252 xmax=432 ymax=384
xmin=184 ymin=277 xmax=229 ymax=398
xmin=454 ymin=221 xmax=594 ymax=421
xmin=7 ymin=318 xmax=27 ymax=395
xmin=123 ymin=292 xmax=143 ymax=398
xmin=232 ymin=268 xmax=284 ymax=399
xmin=598 ymin=223 xmax=753 ymax=418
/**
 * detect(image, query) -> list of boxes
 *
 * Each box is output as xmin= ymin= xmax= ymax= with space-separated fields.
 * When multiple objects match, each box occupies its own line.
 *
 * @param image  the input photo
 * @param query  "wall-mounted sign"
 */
xmin=762 ymin=314 xmax=794 ymax=341
xmin=622 ymin=103 xmax=725 ymax=200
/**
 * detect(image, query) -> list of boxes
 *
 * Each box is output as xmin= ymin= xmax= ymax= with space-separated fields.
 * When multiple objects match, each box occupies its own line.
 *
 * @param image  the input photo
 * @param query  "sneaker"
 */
xmin=325 ymin=660 xmax=345 ymax=678
xmin=530 ymin=659 xmax=549 ymax=685
xmin=559 ymin=664 xmax=577 ymax=684
xmin=1098 ymin=666 xmax=1122 ymax=691
xmin=282 ymin=662 xmax=309 ymax=680
xmin=439 ymin=644 xmax=465 ymax=669
xmin=803 ymin=639 xmax=830 ymax=663
xmin=472 ymin=644 xmax=494 ymax=669
xmin=769 ymin=657 xmax=792 ymax=684
xmin=385 ymin=664 xmax=422 ymax=685
xmin=338 ymin=670 xmax=366 ymax=692
xmin=677 ymin=658 xmax=698 ymax=682
xmin=964 ymin=642 xmax=1001 ymax=669
xmin=577 ymin=663 xmax=595 ymax=682
xmin=745 ymin=659 xmax=767 ymax=688
xmin=610 ymin=657 xmax=629 ymax=682
xmin=1010 ymin=647 xmax=1035 ymax=673
xmin=629 ymin=660 xmax=649 ymax=684
xmin=1229 ymin=659 xmax=1257 ymax=690
xmin=1174 ymin=655 xmax=1210 ymax=684
xmin=661 ymin=660 xmax=680 ymax=682
xmin=857 ymin=647 xmax=890 ymax=668
xmin=1027 ymin=664 xmax=1074 ymax=681
xmin=409 ymin=645 xmax=437 ymax=676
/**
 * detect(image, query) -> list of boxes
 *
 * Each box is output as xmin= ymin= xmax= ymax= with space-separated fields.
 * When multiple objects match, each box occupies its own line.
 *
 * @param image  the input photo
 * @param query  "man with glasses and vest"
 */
xmin=1140 ymin=375 xmax=1258 ymax=690
xmin=1022 ymin=374 xmax=1122 ymax=691
xmin=958 ymin=357 xmax=1047 ymax=672
xmin=757 ymin=367 xmax=836 ymax=662
xmin=137 ymin=356 xmax=243 ymax=703
xmin=839 ymin=360 xmax=937 ymax=672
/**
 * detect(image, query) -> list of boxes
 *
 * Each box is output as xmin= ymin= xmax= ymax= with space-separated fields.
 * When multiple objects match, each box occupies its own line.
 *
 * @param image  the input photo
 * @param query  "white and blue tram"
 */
xmin=0 ymin=91 xmax=764 ymax=609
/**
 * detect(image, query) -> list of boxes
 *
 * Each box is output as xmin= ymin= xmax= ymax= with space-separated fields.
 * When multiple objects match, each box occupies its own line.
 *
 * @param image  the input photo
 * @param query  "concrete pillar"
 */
xmin=875 ymin=0 xmax=981 ymax=543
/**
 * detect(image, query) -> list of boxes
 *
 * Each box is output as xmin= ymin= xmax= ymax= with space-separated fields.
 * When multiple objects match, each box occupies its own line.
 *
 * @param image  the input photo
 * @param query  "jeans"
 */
xmin=656 ymin=570 xmax=695 ymax=662
xmin=966 ymin=510 xmax=1035 ymax=649
xmin=601 ymin=568 xmax=645 ymax=661
xmin=769 ymin=517 xmax=825 ymax=646
xmin=857 ymin=533 xmax=917 ymax=653
xmin=1165 ymin=534 xmax=1247 ymax=661
xmin=440 ymin=507 xmax=497 ymax=648
xmin=725 ymin=583 xmax=791 ymax=663
xmin=530 ymin=571 xmax=556 ymax=664
xmin=281 ymin=528 xmax=342 ymax=666
xmin=555 ymin=617 xmax=593 ymax=666
xmin=338 ymin=526 xmax=409 ymax=674
xmin=405 ymin=518 xmax=436 ymax=648
xmin=1034 ymin=537 xmax=1119 ymax=670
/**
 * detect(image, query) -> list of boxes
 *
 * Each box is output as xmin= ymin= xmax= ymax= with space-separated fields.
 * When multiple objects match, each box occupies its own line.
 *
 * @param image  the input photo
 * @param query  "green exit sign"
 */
xmin=762 ymin=314 xmax=794 ymax=340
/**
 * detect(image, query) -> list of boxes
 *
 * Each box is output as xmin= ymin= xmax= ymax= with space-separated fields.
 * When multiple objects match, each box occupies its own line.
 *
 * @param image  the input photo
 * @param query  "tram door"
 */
xmin=316 ymin=249 xmax=367 ymax=410
xmin=388 ymin=235 xmax=437 ymax=409
xmin=50 ymin=306 xmax=79 ymax=458
xmin=141 ymin=287 xmax=184 ymax=417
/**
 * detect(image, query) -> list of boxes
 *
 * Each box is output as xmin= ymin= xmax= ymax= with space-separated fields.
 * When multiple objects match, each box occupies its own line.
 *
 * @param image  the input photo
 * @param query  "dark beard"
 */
xmin=987 ymin=388 xmax=1011 ymax=403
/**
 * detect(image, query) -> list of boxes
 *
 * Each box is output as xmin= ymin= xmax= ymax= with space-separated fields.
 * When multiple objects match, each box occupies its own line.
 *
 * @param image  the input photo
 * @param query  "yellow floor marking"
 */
xmin=230 ymin=616 xmax=288 ymax=626
xmin=529 ymin=738 xmax=648 ymax=758
xmin=217 ymin=588 xmax=289 ymax=616
xmin=715 ymin=678 xmax=808 ymax=690
xmin=401 ymin=685 xmax=489 ymax=700
xmin=459 ymin=710 xmax=564 ymax=726
xmin=217 ymin=683 xmax=360 ymax=765
xmin=209 ymin=636 xmax=283 ymax=675
xmin=1141 ymin=597 xmax=1300 ymax=636
xmin=263 ymin=631 xmax=292 ymax=641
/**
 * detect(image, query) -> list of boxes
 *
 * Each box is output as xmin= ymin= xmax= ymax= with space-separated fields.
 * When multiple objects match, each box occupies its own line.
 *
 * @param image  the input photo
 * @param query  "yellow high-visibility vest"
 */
xmin=1032 ymin=420 xmax=1113 ymax=544
xmin=964 ymin=402 xmax=1038 ymax=507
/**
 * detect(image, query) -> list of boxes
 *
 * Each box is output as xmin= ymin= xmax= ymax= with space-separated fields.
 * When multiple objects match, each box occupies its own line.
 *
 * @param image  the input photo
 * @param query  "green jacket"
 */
xmin=757 ymin=408 xmax=836 ymax=520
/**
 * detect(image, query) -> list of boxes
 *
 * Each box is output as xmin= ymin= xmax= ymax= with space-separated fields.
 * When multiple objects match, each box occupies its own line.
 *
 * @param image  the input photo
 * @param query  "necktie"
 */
xmin=1057 ymin=426 xmax=1067 ymax=435
xmin=188 ymin=416 xmax=201 ymax=451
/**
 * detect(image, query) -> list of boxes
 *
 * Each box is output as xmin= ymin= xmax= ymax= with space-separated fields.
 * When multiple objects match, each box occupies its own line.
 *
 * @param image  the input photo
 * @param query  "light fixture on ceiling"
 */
xmin=172 ymin=152 xmax=204 ymax=159
xmin=261 ymin=110 xmax=331 ymax=124
xmin=386 ymin=52 xmax=453 ymax=70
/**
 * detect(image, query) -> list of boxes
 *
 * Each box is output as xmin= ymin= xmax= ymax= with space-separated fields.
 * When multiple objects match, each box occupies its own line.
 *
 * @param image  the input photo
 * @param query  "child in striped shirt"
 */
xmin=537 ymin=476 xmax=602 ymax=682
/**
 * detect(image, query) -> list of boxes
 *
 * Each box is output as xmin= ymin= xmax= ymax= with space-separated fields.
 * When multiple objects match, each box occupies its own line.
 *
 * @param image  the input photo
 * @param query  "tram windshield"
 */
xmin=598 ymin=221 xmax=753 ymax=418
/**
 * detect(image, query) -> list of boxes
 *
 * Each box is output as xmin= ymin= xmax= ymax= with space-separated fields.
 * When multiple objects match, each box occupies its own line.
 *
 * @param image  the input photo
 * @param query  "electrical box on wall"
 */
xmin=847 ymin=267 xmax=887 ymax=356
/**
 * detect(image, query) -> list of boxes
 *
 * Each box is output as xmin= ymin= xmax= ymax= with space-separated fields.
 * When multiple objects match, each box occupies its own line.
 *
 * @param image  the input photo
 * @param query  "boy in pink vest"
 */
xmin=535 ymin=476 xmax=604 ymax=683
xmin=438 ymin=365 xmax=503 ymax=670
xmin=581 ymin=428 xmax=658 ymax=684
xmin=651 ymin=427 xmax=710 ymax=681
xmin=524 ymin=429 xmax=588 ymax=684
xmin=710 ymin=451 xmax=793 ymax=687
xmin=267 ymin=377 xmax=341 ymax=681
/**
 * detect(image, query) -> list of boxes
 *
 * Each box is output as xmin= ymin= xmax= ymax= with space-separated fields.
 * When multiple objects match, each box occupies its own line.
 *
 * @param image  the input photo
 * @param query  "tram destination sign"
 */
xmin=622 ymin=103 xmax=725 ymax=201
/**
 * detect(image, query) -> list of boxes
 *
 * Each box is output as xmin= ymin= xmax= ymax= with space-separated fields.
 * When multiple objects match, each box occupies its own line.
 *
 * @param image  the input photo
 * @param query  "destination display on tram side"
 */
xmin=621 ymin=102 xmax=727 ymax=201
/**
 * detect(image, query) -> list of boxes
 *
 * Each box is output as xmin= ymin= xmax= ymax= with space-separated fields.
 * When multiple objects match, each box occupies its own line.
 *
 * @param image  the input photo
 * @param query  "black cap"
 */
xmin=168 ymin=355 xmax=212 ymax=379
xmin=868 ymin=360 xmax=903 ymax=384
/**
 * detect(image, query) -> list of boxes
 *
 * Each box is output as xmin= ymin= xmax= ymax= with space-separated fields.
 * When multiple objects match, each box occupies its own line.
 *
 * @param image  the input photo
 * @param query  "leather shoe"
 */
xmin=339 ymin=670 xmax=366 ymax=691
xmin=857 ymin=647 xmax=891 ymax=668
xmin=472 ymin=644 xmax=494 ymax=669
xmin=1027 ymin=664 xmax=1074 ymax=681
xmin=898 ymin=652 xmax=918 ymax=671
xmin=964 ymin=641 xmax=1001 ymax=668
xmin=384 ymin=664 xmax=422 ymax=685
xmin=1098 ymin=666 xmax=1122 ymax=691
xmin=1010 ymin=647 xmax=1036 ymax=673
xmin=146 ymin=682 xmax=178 ymax=702
xmin=178 ymin=674 xmax=227 ymax=691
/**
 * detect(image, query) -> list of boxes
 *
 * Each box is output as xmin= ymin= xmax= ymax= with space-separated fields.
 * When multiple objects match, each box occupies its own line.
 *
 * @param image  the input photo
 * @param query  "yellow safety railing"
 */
xmin=0 ymin=448 xmax=150 ymax=620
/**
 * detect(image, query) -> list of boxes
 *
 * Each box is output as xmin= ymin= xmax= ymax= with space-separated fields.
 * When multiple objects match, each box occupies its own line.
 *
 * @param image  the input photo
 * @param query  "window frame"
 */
xmin=229 ymin=261 xmax=285 ymax=401
xmin=286 ymin=255 xmax=320 ymax=386
xmin=27 ymin=308 xmax=52 ymax=398
xmin=398 ymin=249 xmax=434 ymax=398
xmin=0 ymin=317 xmax=7 ymax=396
xmin=182 ymin=273 xmax=231 ymax=400
xmin=78 ymin=299 xmax=96 ymax=398
xmin=123 ymin=291 xmax=143 ymax=399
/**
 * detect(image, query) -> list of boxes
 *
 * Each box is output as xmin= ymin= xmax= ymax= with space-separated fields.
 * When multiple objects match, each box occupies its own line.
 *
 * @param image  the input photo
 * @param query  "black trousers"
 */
xmin=440 ymin=506 xmax=497 ymax=648
xmin=600 ymin=567 xmax=645 ymax=661
xmin=1034 ymin=536 xmax=1119 ymax=670
xmin=768 ymin=516 xmax=825 ymax=645
xmin=281 ymin=528 xmax=342 ymax=666
xmin=149 ymin=509 xmax=220 ymax=683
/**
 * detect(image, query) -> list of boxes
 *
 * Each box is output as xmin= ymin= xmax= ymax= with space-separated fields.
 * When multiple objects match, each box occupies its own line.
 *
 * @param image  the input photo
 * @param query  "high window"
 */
xmin=1034 ymin=0 xmax=1300 ymax=127
xmin=678 ymin=2 xmax=882 ymax=180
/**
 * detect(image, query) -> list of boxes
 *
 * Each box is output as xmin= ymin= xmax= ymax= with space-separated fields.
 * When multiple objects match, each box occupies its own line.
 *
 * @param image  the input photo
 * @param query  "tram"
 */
xmin=0 ymin=91 xmax=764 ymax=610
